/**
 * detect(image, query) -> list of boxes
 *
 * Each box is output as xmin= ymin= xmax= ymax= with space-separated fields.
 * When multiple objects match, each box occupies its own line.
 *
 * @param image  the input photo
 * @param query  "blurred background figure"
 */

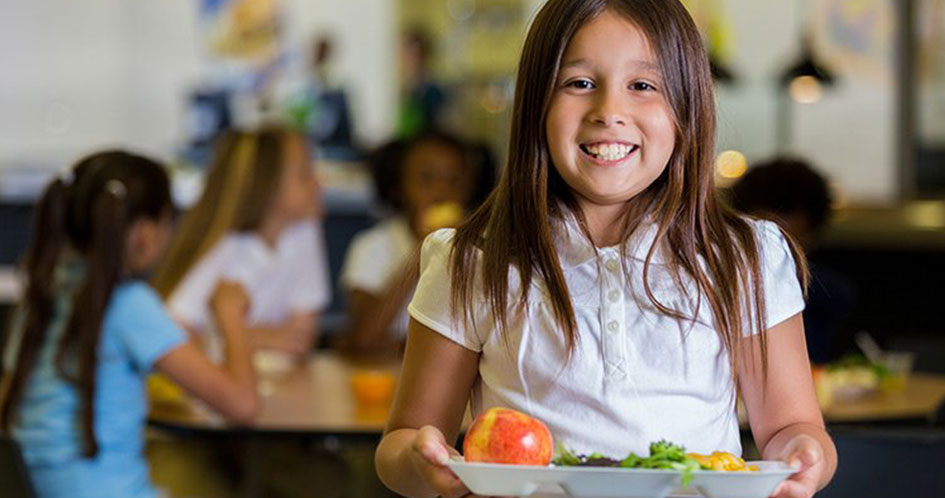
xmin=396 ymin=27 xmax=448 ymax=138
xmin=729 ymin=156 xmax=856 ymax=364
xmin=337 ymin=130 xmax=496 ymax=355
xmin=286 ymin=35 xmax=357 ymax=159
xmin=154 ymin=125 xmax=330 ymax=360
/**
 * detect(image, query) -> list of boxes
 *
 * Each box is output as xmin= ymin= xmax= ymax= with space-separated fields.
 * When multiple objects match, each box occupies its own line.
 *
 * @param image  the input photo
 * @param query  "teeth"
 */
xmin=584 ymin=142 xmax=633 ymax=161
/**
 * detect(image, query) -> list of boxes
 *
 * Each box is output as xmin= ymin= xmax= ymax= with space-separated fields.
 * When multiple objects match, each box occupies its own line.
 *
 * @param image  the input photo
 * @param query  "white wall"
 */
xmin=714 ymin=0 xmax=897 ymax=202
xmin=0 ymin=0 xmax=397 ymax=170
xmin=0 ymin=0 xmax=901 ymax=202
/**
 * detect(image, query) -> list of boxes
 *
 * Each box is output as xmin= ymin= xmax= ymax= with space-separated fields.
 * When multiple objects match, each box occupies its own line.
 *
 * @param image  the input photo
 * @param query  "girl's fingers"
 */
xmin=414 ymin=426 xmax=452 ymax=465
xmin=410 ymin=426 xmax=472 ymax=497
xmin=770 ymin=479 xmax=815 ymax=498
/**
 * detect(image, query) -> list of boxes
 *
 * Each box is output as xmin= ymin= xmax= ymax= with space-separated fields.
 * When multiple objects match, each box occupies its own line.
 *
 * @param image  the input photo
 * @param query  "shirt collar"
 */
xmin=551 ymin=206 xmax=662 ymax=271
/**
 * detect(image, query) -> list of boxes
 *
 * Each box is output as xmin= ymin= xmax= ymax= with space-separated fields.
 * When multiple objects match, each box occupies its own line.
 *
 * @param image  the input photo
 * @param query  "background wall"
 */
xmin=0 ymin=0 xmax=901 ymax=203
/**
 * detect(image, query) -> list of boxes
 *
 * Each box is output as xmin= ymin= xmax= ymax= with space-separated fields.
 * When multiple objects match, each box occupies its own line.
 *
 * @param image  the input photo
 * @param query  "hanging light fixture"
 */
xmin=779 ymin=34 xmax=836 ymax=104
xmin=775 ymin=0 xmax=838 ymax=153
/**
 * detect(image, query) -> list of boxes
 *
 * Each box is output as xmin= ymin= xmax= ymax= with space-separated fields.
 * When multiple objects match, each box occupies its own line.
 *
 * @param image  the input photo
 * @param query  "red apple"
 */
xmin=463 ymin=407 xmax=553 ymax=465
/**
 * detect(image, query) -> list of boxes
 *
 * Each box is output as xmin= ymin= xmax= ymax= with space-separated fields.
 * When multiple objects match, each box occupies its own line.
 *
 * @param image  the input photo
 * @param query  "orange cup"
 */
xmin=350 ymin=369 xmax=396 ymax=406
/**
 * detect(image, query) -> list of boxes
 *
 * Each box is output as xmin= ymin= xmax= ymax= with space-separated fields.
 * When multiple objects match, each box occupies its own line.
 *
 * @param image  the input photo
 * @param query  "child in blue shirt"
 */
xmin=0 ymin=151 xmax=258 ymax=498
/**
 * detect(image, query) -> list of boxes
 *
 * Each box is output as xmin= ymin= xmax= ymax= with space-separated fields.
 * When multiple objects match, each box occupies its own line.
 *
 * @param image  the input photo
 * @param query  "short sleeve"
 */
xmin=753 ymin=220 xmax=806 ymax=332
xmin=287 ymin=221 xmax=332 ymax=312
xmin=407 ymin=229 xmax=484 ymax=352
xmin=166 ymin=239 xmax=229 ymax=330
xmin=339 ymin=228 xmax=393 ymax=294
xmin=106 ymin=282 xmax=187 ymax=373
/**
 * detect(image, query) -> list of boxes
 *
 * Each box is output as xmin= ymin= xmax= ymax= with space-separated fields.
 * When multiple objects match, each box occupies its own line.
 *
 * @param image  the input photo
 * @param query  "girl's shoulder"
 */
xmin=110 ymin=280 xmax=165 ymax=315
xmin=741 ymin=217 xmax=794 ymax=261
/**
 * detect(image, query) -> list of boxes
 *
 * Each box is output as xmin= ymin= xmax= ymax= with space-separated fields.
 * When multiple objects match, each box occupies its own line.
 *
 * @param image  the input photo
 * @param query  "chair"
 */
xmin=817 ymin=427 xmax=945 ymax=498
xmin=0 ymin=432 xmax=36 ymax=498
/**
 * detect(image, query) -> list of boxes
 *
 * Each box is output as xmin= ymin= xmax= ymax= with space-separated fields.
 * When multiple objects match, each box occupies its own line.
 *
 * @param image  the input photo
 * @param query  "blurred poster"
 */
xmin=199 ymin=0 xmax=285 ymax=93
xmin=813 ymin=0 xmax=894 ymax=79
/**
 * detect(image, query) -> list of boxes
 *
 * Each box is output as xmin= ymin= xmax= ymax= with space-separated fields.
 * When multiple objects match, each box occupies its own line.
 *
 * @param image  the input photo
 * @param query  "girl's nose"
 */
xmin=589 ymin=88 xmax=627 ymax=127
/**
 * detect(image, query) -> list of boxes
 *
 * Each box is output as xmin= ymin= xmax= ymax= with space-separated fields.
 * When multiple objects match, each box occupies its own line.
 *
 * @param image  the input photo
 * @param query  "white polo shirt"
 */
xmin=408 ymin=213 xmax=804 ymax=458
xmin=168 ymin=219 xmax=331 ymax=334
xmin=339 ymin=216 xmax=417 ymax=339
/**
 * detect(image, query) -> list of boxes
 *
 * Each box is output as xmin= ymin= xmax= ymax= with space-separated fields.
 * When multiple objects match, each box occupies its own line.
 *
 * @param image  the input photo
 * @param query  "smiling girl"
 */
xmin=374 ymin=1 xmax=837 ymax=498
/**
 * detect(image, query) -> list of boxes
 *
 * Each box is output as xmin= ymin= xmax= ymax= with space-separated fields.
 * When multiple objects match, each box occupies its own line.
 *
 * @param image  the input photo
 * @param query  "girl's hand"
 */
xmin=770 ymin=434 xmax=826 ymax=498
xmin=409 ymin=425 xmax=494 ymax=498
xmin=210 ymin=280 xmax=250 ymax=330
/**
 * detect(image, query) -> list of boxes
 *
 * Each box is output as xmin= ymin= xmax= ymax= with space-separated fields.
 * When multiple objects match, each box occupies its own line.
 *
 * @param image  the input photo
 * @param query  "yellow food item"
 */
xmin=422 ymin=202 xmax=464 ymax=232
xmin=686 ymin=451 xmax=758 ymax=472
xmin=147 ymin=374 xmax=184 ymax=402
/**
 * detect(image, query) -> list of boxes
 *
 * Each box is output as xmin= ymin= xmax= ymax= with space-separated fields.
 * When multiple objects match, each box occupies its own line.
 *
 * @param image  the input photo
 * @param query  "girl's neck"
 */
xmin=578 ymin=200 xmax=628 ymax=248
xmin=257 ymin=214 xmax=289 ymax=249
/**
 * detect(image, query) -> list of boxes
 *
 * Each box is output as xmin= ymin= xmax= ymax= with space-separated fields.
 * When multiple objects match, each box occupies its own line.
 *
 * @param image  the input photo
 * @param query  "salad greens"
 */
xmin=553 ymin=440 xmax=703 ymax=487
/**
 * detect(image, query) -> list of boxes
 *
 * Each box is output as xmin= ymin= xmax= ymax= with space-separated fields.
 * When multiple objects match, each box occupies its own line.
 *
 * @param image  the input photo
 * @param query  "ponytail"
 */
xmin=1 ymin=151 xmax=171 ymax=460
xmin=1 ymin=179 xmax=69 ymax=433
xmin=55 ymin=180 xmax=128 ymax=456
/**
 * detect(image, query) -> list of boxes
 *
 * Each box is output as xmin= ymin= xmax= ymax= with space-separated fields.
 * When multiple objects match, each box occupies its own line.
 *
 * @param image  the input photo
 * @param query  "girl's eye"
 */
xmin=565 ymin=79 xmax=594 ymax=90
xmin=631 ymin=81 xmax=657 ymax=91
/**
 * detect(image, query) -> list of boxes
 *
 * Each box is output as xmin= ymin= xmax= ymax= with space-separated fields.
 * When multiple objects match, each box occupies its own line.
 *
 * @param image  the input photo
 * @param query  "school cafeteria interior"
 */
xmin=1 ymin=1 xmax=945 ymax=498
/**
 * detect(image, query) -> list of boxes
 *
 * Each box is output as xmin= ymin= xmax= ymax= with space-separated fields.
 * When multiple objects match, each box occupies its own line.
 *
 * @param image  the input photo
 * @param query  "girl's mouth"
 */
xmin=579 ymin=142 xmax=639 ymax=163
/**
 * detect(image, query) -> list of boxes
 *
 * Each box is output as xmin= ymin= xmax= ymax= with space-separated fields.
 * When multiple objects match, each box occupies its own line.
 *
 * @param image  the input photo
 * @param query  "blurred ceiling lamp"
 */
xmin=776 ymin=34 xmax=836 ymax=151
xmin=779 ymin=36 xmax=836 ymax=104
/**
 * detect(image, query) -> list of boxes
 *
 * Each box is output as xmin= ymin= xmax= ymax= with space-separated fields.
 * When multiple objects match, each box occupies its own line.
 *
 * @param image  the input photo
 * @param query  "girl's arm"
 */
xmin=342 ymin=250 xmax=419 ymax=353
xmin=375 ymin=320 xmax=480 ymax=498
xmin=247 ymin=311 xmax=320 ymax=356
xmin=738 ymin=313 xmax=837 ymax=498
xmin=154 ymin=281 xmax=258 ymax=424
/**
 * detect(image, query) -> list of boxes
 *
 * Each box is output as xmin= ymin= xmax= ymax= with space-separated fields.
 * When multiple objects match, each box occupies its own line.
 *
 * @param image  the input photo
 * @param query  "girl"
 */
xmin=375 ymin=2 xmax=837 ymax=498
xmin=339 ymin=131 xmax=495 ymax=354
xmin=153 ymin=125 xmax=331 ymax=359
xmin=0 ymin=151 xmax=257 ymax=498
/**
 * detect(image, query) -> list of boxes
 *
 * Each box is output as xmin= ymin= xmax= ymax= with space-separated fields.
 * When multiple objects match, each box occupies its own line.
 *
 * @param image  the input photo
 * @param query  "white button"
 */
xmin=608 ymin=290 xmax=620 ymax=302
xmin=605 ymin=259 xmax=620 ymax=273
xmin=607 ymin=320 xmax=619 ymax=332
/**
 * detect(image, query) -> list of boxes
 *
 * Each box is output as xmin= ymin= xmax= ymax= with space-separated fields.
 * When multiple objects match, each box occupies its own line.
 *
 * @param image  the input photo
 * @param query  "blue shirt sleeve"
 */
xmin=104 ymin=281 xmax=187 ymax=373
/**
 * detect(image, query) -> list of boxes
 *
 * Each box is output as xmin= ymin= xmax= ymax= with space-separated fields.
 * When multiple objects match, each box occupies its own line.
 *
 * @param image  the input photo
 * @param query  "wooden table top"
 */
xmin=150 ymin=352 xmax=945 ymax=435
xmin=820 ymin=373 xmax=945 ymax=423
xmin=148 ymin=350 xmax=400 ymax=435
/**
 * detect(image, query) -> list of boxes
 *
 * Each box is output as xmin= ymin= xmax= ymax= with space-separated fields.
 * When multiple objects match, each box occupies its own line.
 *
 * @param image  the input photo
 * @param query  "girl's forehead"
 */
xmin=564 ymin=10 xmax=656 ymax=63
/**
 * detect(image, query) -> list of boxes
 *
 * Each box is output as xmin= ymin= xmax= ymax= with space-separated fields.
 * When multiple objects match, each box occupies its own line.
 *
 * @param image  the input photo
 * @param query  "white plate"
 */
xmin=447 ymin=458 xmax=796 ymax=498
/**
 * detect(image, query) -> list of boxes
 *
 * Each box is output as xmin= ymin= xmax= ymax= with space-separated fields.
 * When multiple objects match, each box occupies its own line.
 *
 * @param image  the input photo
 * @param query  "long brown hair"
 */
xmin=450 ymin=0 xmax=807 ymax=380
xmin=0 ymin=151 xmax=172 ymax=457
xmin=152 ymin=126 xmax=301 ymax=299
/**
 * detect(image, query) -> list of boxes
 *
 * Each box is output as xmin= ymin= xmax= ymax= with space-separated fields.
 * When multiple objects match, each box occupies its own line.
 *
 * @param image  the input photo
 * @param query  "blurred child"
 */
xmin=338 ymin=131 xmax=495 ymax=354
xmin=0 ymin=151 xmax=257 ymax=498
xmin=730 ymin=157 xmax=855 ymax=363
xmin=153 ymin=125 xmax=331 ymax=360
xmin=375 ymin=2 xmax=837 ymax=497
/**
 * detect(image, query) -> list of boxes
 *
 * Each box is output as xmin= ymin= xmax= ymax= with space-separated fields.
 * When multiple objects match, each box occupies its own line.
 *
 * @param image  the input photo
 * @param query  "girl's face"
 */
xmin=273 ymin=134 xmax=321 ymax=221
xmin=401 ymin=141 xmax=473 ymax=217
xmin=125 ymin=211 xmax=173 ymax=274
xmin=545 ymin=9 xmax=676 ymax=209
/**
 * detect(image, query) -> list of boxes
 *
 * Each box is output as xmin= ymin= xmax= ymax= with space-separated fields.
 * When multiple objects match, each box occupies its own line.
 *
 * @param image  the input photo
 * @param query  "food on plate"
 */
xmin=464 ymin=407 xmax=554 ymax=466
xmin=554 ymin=440 xmax=757 ymax=486
xmin=555 ymin=440 xmax=703 ymax=486
xmin=686 ymin=451 xmax=759 ymax=472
